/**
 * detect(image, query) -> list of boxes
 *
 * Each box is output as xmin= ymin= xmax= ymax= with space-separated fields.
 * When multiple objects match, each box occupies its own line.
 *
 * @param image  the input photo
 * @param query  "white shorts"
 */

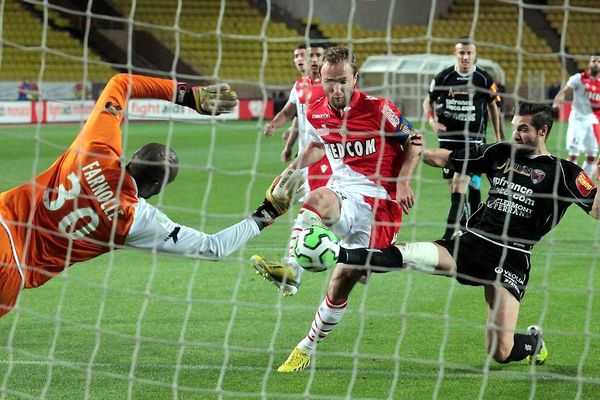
xmin=566 ymin=117 xmax=599 ymax=156
xmin=326 ymin=186 xmax=402 ymax=249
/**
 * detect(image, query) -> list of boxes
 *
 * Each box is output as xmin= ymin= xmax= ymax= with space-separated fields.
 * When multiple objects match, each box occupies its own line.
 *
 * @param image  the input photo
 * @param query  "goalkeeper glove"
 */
xmin=176 ymin=83 xmax=238 ymax=115
xmin=252 ymin=199 xmax=279 ymax=230
xmin=266 ymin=167 xmax=304 ymax=215
xmin=251 ymin=167 xmax=304 ymax=230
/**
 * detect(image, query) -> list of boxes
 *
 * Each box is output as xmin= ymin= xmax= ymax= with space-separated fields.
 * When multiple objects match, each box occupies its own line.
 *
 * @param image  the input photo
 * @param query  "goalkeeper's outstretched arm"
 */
xmin=264 ymin=100 xmax=298 ymax=136
xmin=125 ymin=169 xmax=303 ymax=259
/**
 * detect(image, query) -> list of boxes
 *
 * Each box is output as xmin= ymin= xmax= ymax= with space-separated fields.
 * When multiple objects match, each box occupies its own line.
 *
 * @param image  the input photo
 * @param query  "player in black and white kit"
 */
xmin=424 ymin=38 xmax=503 ymax=239
xmin=334 ymin=103 xmax=600 ymax=366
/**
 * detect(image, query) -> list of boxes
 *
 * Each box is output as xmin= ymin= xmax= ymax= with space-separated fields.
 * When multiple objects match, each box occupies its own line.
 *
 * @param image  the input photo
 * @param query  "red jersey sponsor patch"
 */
xmin=576 ymin=171 xmax=595 ymax=196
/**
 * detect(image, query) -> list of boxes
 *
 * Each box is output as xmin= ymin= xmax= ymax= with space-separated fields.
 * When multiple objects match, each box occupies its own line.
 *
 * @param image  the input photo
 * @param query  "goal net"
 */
xmin=1 ymin=0 xmax=599 ymax=399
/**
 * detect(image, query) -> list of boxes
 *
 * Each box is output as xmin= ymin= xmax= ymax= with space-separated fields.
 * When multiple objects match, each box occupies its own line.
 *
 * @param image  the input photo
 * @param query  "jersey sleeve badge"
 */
xmin=576 ymin=171 xmax=595 ymax=196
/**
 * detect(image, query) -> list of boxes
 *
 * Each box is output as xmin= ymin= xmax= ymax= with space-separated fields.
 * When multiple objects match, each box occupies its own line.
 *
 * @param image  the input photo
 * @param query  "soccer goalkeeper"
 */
xmin=0 ymin=73 xmax=301 ymax=318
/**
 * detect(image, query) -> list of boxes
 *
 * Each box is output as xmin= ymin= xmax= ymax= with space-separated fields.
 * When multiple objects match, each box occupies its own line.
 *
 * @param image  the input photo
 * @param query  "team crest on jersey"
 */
xmin=315 ymin=124 xmax=330 ymax=136
xmin=575 ymin=171 xmax=595 ymax=196
xmin=530 ymin=169 xmax=546 ymax=184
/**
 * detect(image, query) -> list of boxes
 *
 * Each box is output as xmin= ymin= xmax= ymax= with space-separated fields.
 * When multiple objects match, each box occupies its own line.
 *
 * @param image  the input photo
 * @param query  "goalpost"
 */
xmin=1 ymin=0 xmax=600 ymax=399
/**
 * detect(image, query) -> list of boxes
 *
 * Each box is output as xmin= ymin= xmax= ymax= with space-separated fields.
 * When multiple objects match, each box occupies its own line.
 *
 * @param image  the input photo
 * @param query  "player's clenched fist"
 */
xmin=177 ymin=82 xmax=238 ymax=115
xmin=264 ymin=122 xmax=276 ymax=136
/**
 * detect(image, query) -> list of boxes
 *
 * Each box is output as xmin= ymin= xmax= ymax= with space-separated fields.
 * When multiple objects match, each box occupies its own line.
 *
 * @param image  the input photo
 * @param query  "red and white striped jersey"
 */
xmin=289 ymin=76 xmax=326 ymax=154
xmin=567 ymin=70 xmax=600 ymax=123
xmin=305 ymin=89 xmax=413 ymax=200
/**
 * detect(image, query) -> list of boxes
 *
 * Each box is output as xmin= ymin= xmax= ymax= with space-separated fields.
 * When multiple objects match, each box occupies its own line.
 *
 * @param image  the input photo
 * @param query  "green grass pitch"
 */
xmin=1 ymin=120 xmax=599 ymax=399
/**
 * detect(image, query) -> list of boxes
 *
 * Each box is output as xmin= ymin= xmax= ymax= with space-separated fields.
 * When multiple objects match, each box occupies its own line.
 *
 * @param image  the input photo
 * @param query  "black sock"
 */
xmin=468 ymin=186 xmax=481 ymax=215
xmin=338 ymin=246 xmax=403 ymax=271
xmin=444 ymin=192 xmax=464 ymax=239
xmin=499 ymin=333 xmax=538 ymax=363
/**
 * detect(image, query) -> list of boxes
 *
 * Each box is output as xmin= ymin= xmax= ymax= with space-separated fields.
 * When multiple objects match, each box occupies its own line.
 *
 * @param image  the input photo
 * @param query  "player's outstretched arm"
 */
xmin=423 ymin=148 xmax=453 ymax=169
xmin=126 ymin=169 xmax=302 ymax=260
xmin=552 ymin=85 xmax=573 ymax=111
xmin=264 ymin=100 xmax=297 ymax=136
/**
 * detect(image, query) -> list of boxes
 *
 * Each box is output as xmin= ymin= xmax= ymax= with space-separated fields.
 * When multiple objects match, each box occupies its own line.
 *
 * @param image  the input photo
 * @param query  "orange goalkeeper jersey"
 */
xmin=0 ymin=74 xmax=176 ymax=289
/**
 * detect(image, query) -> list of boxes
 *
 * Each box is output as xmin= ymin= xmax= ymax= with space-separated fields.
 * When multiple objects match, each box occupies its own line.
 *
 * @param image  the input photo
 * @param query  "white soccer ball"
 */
xmin=293 ymin=226 xmax=339 ymax=272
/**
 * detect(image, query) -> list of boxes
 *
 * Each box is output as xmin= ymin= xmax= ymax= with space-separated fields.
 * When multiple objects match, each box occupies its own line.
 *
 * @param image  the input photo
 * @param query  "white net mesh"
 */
xmin=1 ymin=0 xmax=600 ymax=399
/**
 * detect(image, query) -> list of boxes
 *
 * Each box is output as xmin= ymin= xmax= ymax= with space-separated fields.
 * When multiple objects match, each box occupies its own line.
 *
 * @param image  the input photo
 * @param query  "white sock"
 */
xmin=582 ymin=160 xmax=596 ymax=177
xmin=298 ymin=295 xmax=347 ymax=355
xmin=287 ymin=207 xmax=323 ymax=283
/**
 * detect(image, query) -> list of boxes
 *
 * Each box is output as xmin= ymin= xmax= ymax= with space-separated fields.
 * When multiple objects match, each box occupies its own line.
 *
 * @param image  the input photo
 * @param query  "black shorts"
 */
xmin=439 ymin=139 xmax=484 ymax=180
xmin=435 ymin=231 xmax=531 ymax=302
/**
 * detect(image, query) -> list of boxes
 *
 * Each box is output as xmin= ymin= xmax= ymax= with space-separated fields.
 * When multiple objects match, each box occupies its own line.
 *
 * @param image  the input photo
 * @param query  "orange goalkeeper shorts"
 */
xmin=0 ymin=221 xmax=24 ymax=318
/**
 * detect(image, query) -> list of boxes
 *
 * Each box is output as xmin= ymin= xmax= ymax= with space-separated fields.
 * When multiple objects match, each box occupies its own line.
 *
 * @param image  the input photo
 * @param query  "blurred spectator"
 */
xmin=28 ymin=82 xmax=40 ymax=101
xmin=17 ymin=78 xmax=31 ymax=100
xmin=18 ymin=78 xmax=39 ymax=101
xmin=548 ymin=81 xmax=561 ymax=100
xmin=273 ymin=91 xmax=287 ymax=115
xmin=74 ymin=82 xmax=92 ymax=99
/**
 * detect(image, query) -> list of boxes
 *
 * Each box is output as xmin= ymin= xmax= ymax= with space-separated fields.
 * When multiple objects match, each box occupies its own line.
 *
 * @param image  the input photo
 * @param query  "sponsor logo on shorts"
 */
xmin=500 ymin=268 xmax=525 ymax=297
xmin=503 ymin=269 xmax=524 ymax=285
xmin=576 ymin=171 xmax=595 ymax=196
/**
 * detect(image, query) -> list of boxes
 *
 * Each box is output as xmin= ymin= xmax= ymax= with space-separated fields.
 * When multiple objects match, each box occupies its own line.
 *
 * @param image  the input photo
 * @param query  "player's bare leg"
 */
xmin=484 ymin=285 xmax=547 ymax=364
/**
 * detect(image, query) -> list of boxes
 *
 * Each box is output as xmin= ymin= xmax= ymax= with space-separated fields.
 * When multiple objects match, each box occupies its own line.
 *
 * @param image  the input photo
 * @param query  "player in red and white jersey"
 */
xmin=263 ymin=44 xmax=332 ymax=192
xmin=553 ymin=54 xmax=600 ymax=175
xmin=251 ymin=47 xmax=422 ymax=372
xmin=0 ymin=74 xmax=299 ymax=318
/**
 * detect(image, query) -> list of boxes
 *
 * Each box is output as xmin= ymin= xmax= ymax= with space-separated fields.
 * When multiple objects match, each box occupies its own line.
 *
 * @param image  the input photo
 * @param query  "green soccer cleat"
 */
xmin=250 ymin=255 xmax=299 ymax=296
xmin=526 ymin=325 xmax=548 ymax=365
xmin=277 ymin=348 xmax=310 ymax=372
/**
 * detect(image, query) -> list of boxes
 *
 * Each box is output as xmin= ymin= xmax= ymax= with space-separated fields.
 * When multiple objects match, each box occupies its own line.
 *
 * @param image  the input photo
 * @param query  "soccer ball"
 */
xmin=293 ymin=226 xmax=339 ymax=272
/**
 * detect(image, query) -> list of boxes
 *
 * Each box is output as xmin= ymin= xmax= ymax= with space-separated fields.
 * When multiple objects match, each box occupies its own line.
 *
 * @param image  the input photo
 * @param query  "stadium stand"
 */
xmin=315 ymin=0 xmax=564 ymax=87
xmin=2 ymin=0 xmax=584 ymax=92
xmin=544 ymin=0 xmax=600 ymax=71
xmin=1 ymin=0 xmax=116 ymax=82
xmin=108 ymin=0 xmax=306 ymax=86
